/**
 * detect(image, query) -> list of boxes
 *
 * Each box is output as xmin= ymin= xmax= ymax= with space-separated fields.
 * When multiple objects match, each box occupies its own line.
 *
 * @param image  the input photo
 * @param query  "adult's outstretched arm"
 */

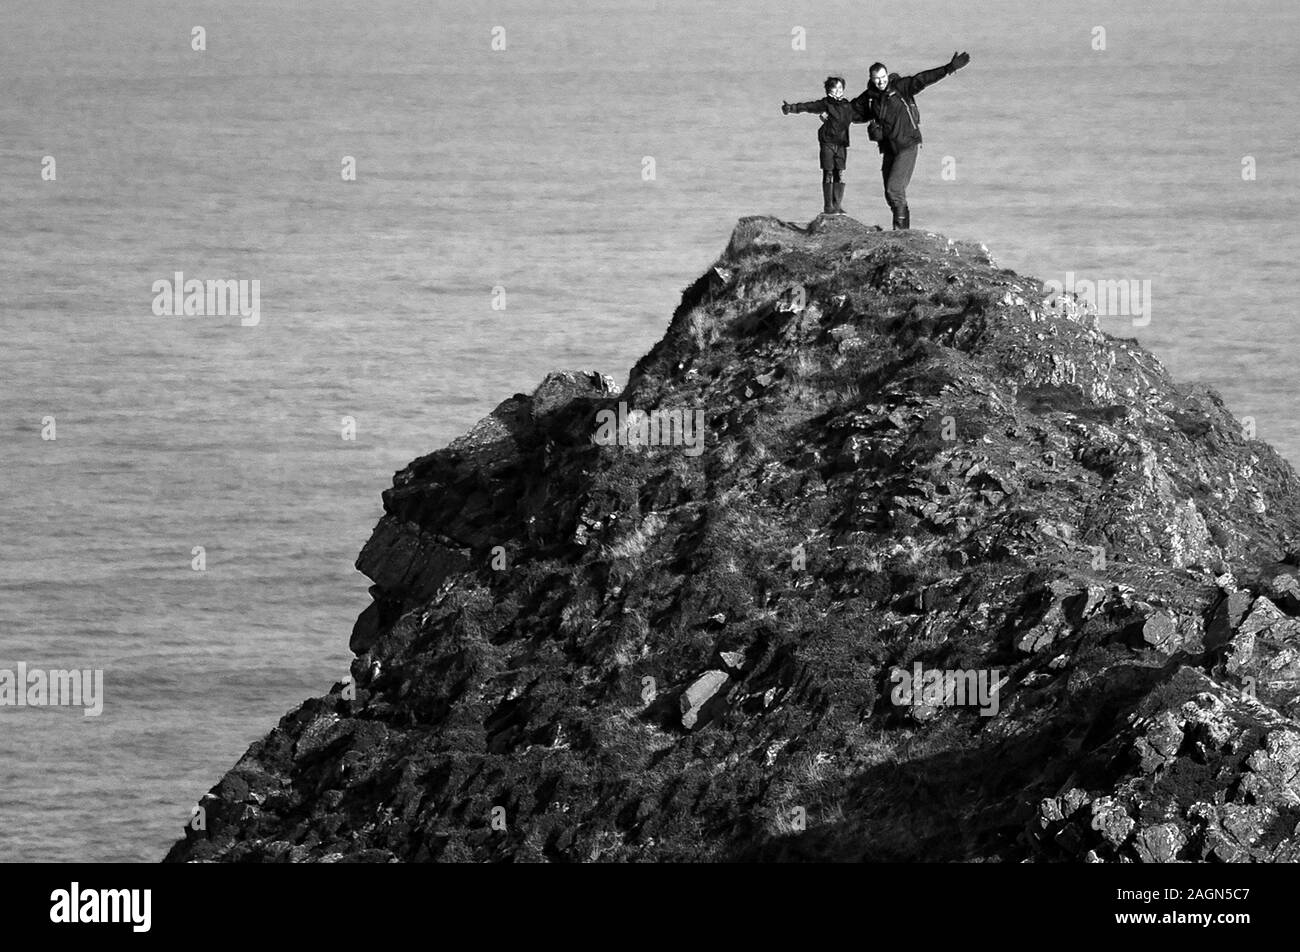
xmin=898 ymin=51 xmax=970 ymax=96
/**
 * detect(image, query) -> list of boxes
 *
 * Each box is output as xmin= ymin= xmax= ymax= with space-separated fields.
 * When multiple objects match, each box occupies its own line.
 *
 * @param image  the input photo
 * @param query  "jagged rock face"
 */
xmin=166 ymin=216 xmax=1300 ymax=863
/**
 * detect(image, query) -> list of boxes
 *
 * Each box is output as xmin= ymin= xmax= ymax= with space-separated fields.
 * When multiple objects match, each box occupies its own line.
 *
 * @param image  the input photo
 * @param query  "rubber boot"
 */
xmin=832 ymin=182 xmax=845 ymax=215
xmin=822 ymin=181 xmax=835 ymax=215
xmin=900 ymin=207 xmax=910 ymax=229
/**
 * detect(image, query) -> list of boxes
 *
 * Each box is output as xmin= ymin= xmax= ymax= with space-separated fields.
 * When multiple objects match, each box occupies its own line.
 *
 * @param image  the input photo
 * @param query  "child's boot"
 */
xmin=832 ymin=183 xmax=846 ymax=215
xmin=822 ymin=181 xmax=835 ymax=215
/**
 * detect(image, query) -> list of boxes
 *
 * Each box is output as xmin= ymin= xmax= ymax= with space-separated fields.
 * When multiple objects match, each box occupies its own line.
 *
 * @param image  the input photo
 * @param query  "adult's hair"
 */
xmin=869 ymin=62 xmax=888 ymax=76
xmin=823 ymin=75 xmax=846 ymax=93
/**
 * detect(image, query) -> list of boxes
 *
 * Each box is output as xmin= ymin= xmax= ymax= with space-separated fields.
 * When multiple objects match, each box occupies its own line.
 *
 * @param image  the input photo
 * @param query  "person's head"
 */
xmin=824 ymin=76 xmax=846 ymax=99
xmin=869 ymin=63 xmax=889 ymax=91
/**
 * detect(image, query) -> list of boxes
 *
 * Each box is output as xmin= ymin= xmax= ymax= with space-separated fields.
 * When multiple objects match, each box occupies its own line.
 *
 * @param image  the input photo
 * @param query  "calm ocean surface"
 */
xmin=2 ymin=0 xmax=1298 ymax=861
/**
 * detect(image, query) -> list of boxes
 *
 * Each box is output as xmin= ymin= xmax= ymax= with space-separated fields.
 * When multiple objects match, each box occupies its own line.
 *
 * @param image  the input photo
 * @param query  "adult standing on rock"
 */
xmin=852 ymin=52 xmax=970 ymax=230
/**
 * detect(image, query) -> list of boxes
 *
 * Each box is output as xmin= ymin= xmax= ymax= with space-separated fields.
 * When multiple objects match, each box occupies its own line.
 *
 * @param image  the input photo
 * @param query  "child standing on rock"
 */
xmin=782 ymin=76 xmax=868 ymax=216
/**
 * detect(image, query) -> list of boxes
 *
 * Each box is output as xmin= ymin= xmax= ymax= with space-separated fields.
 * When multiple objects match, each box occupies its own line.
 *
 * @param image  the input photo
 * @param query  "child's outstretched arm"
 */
xmin=781 ymin=99 xmax=828 ymax=115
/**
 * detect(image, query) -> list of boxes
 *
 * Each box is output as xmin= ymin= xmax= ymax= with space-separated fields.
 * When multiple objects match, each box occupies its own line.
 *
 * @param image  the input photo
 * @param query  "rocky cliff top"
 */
xmin=167 ymin=215 xmax=1300 ymax=863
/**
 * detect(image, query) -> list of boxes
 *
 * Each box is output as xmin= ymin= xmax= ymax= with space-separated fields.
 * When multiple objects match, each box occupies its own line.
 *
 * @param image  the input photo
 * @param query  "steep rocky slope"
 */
xmin=166 ymin=215 xmax=1300 ymax=862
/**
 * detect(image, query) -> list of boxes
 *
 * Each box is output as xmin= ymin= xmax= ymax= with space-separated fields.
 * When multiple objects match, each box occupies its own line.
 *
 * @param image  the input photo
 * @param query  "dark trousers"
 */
xmin=880 ymin=145 xmax=918 ymax=227
xmin=819 ymin=142 xmax=846 ymax=180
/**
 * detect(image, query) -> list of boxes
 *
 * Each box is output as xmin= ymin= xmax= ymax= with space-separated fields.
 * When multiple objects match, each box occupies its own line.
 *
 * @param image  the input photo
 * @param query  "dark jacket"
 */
xmin=787 ymin=96 xmax=866 ymax=148
xmin=852 ymin=63 xmax=953 ymax=154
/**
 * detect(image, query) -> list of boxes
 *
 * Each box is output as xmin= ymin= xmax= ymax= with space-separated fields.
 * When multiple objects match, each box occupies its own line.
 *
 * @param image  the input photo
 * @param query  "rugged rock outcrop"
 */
xmin=165 ymin=215 xmax=1300 ymax=862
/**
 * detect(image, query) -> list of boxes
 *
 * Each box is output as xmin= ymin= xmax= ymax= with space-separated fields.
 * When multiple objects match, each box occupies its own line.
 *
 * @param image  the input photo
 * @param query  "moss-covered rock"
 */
xmin=166 ymin=215 xmax=1300 ymax=863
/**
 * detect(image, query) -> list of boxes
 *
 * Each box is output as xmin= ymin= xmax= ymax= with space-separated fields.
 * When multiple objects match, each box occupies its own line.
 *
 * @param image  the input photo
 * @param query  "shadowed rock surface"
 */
xmin=166 ymin=215 xmax=1300 ymax=863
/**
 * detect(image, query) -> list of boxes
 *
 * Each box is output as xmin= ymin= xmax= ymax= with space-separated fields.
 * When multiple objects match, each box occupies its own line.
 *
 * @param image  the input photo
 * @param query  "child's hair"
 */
xmin=823 ymin=75 xmax=846 ymax=93
xmin=869 ymin=62 xmax=888 ymax=77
